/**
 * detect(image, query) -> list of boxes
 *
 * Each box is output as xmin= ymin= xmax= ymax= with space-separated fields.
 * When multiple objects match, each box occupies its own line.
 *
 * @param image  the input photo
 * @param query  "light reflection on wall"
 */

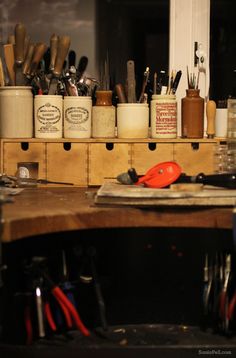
xmin=0 ymin=0 xmax=97 ymax=77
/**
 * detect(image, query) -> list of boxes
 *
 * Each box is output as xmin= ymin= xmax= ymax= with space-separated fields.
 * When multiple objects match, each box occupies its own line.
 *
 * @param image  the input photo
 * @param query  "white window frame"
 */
xmin=169 ymin=0 xmax=210 ymax=136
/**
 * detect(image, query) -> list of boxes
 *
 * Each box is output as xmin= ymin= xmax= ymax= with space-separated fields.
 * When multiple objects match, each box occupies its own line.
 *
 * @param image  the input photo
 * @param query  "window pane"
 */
xmin=210 ymin=0 xmax=236 ymax=104
xmin=96 ymin=0 xmax=169 ymax=96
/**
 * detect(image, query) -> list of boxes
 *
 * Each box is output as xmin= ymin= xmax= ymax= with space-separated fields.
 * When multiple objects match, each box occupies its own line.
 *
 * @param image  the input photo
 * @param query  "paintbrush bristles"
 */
xmin=187 ymin=66 xmax=200 ymax=90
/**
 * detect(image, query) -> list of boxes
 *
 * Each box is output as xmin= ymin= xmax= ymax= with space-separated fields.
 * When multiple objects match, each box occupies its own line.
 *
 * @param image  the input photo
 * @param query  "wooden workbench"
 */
xmin=1 ymin=187 xmax=234 ymax=243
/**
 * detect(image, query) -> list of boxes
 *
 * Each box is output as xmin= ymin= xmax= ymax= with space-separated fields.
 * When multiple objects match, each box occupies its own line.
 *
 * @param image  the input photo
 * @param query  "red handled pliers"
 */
xmin=42 ymin=271 xmax=90 ymax=336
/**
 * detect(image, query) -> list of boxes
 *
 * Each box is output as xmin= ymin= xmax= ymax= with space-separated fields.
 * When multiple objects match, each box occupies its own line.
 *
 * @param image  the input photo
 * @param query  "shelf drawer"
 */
xmin=88 ymin=143 xmax=131 ymax=185
xmin=131 ymin=143 xmax=174 ymax=175
xmin=3 ymin=142 xmax=46 ymax=178
xmin=174 ymin=142 xmax=216 ymax=175
xmin=46 ymin=143 xmax=88 ymax=186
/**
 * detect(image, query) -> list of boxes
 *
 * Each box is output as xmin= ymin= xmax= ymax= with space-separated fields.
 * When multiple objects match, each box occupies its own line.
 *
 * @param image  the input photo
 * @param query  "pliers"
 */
xmin=42 ymin=270 xmax=90 ymax=336
xmin=219 ymin=254 xmax=231 ymax=332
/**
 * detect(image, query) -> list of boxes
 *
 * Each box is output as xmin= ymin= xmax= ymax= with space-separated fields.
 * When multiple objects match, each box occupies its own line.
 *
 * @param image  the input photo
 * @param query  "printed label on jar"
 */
xmin=155 ymin=102 xmax=177 ymax=135
xmin=65 ymin=106 xmax=89 ymax=131
xmin=36 ymin=102 xmax=61 ymax=133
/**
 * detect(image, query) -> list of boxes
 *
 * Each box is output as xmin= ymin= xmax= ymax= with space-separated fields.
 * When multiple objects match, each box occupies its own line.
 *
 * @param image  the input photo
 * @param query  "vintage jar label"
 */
xmin=36 ymin=102 xmax=61 ymax=133
xmin=155 ymin=102 xmax=177 ymax=136
xmin=65 ymin=106 xmax=89 ymax=131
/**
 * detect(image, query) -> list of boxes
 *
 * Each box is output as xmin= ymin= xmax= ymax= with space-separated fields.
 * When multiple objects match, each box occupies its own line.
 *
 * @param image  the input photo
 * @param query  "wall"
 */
xmin=0 ymin=0 xmax=98 ymax=78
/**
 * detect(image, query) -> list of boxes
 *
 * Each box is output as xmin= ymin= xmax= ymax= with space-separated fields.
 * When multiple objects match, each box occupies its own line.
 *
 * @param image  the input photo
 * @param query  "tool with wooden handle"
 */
xmin=7 ymin=34 xmax=15 ymax=45
xmin=15 ymin=23 xmax=27 ymax=85
xmin=115 ymin=83 xmax=127 ymax=103
xmin=77 ymin=55 xmax=88 ymax=81
xmin=27 ymin=42 xmax=47 ymax=78
xmin=48 ymin=35 xmax=71 ymax=95
xmin=22 ymin=43 xmax=35 ymax=76
xmin=0 ymin=57 xmax=5 ymax=86
xmin=24 ymin=35 xmax=30 ymax=59
xmin=49 ymin=33 xmax=58 ymax=72
xmin=206 ymin=100 xmax=216 ymax=138
xmin=3 ymin=44 xmax=15 ymax=85
xmin=127 ymin=60 xmax=136 ymax=103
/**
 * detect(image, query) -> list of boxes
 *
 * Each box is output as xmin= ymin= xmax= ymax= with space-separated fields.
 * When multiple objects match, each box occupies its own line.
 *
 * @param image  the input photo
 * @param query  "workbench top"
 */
xmin=1 ymin=187 xmax=234 ymax=243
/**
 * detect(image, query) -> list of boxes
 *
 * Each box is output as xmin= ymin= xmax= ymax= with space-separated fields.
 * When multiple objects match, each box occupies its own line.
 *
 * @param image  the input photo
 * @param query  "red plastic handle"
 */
xmin=52 ymin=286 xmax=90 ymax=336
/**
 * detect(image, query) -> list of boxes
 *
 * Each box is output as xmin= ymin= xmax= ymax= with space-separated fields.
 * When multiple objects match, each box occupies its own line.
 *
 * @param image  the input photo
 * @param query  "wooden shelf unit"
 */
xmin=0 ymin=137 xmax=225 ymax=186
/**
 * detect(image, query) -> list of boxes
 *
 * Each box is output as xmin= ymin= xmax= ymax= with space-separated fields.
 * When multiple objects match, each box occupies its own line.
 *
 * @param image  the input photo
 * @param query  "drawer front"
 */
xmin=131 ymin=143 xmax=174 ymax=175
xmin=89 ymin=143 xmax=131 ymax=185
xmin=47 ymin=143 xmax=88 ymax=186
xmin=3 ymin=142 xmax=46 ymax=178
xmin=174 ymin=143 xmax=216 ymax=175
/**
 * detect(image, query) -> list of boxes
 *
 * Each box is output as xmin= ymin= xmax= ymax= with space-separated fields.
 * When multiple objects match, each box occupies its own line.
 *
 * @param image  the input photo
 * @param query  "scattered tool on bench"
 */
xmin=117 ymin=161 xmax=236 ymax=189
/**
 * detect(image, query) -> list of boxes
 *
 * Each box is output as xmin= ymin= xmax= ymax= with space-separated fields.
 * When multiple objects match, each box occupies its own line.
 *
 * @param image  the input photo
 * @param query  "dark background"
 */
xmin=96 ymin=0 xmax=169 ymax=99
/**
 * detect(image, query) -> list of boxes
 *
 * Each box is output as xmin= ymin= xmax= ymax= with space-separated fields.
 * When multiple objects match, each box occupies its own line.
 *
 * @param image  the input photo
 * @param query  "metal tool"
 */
xmin=137 ymin=162 xmax=182 ymax=188
xmin=14 ymin=23 xmax=27 ymax=85
xmin=127 ymin=60 xmax=136 ymax=102
xmin=219 ymin=254 xmax=231 ymax=333
xmin=177 ymin=172 xmax=236 ymax=189
xmin=48 ymin=35 xmax=71 ymax=95
xmin=171 ymin=70 xmax=182 ymax=94
xmin=35 ymin=257 xmax=89 ymax=336
xmin=35 ymin=285 xmax=46 ymax=338
xmin=88 ymin=246 xmax=108 ymax=331
xmin=138 ymin=67 xmax=150 ymax=103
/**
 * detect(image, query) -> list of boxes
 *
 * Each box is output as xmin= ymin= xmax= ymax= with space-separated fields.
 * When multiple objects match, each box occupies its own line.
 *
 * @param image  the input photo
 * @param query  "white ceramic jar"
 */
xmin=64 ymin=96 xmax=92 ymax=138
xmin=151 ymin=94 xmax=177 ymax=138
xmin=34 ymin=95 xmax=63 ymax=138
xmin=117 ymin=103 xmax=149 ymax=138
xmin=0 ymin=86 xmax=33 ymax=138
